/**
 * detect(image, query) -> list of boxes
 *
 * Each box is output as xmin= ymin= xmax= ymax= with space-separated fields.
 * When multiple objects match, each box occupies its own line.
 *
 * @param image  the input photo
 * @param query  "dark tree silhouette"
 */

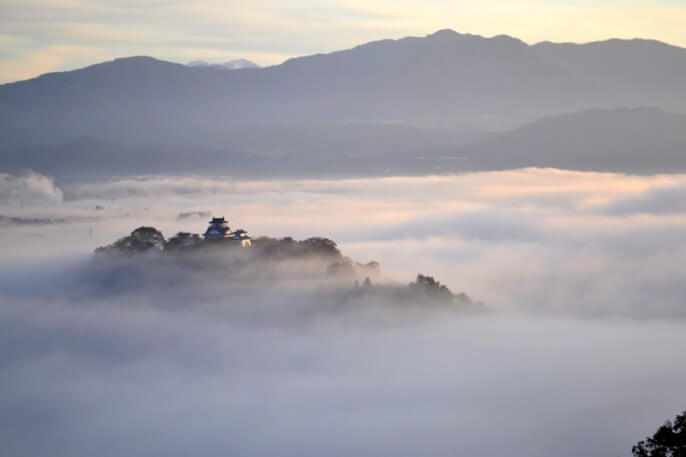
xmin=253 ymin=236 xmax=343 ymax=260
xmin=93 ymin=227 xmax=487 ymax=312
xmin=409 ymin=274 xmax=454 ymax=303
xmin=164 ymin=232 xmax=203 ymax=252
xmin=633 ymin=410 xmax=686 ymax=457
xmin=95 ymin=226 xmax=165 ymax=255
xmin=301 ymin=237 xmax=340 ymax=257
xmin=326 ymin=258 xmax=355 ymax=276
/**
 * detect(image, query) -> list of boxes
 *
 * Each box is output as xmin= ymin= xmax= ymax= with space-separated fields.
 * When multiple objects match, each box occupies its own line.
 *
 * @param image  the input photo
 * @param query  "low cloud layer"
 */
xmin=601 ymin=182 xmax=686 ymax=216
xmin=1 ymin=168 xmax=685 ymax=456
xmin=0 ymin=170 xmax=63 ymax=204
xmin=0 ymin=286 xmax=683 ymax=457
xmin=4 ymin=168 xmax=686 ymax=316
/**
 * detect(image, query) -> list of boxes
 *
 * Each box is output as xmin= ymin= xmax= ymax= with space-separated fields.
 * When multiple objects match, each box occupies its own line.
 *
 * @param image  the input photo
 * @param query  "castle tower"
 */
xmin=204 ymin=217 xmax=230 ymax=239
xmin=203 ymin=217 xmax=252 ymax=246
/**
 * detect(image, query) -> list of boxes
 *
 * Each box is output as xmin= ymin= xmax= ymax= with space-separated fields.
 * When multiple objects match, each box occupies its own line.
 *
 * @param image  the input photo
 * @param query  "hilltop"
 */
xmin=1 ymin=29 xmax=685 ymax=151
xmin=93 ymin=225 xmax=484 ymax=311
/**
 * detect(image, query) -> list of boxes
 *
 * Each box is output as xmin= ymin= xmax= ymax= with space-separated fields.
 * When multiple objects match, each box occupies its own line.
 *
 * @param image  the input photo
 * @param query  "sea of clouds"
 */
xmin=1 ymin=168 xmax=686 ymax=456
xmin=3 ymin=168 xmax=686 ymax=317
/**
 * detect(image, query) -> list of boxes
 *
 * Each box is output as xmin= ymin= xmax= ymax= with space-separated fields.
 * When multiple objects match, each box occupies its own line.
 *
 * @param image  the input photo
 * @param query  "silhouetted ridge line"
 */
xmin=1 ymin=28 xmax=684 ymax=161
xmin=93 ymin=225 xmax=486 ymax=311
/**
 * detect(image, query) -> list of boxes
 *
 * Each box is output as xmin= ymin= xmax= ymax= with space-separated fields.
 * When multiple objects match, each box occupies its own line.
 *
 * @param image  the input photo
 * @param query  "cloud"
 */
xmin=601 ymin=182 xmax=686 ymax=215
xmin=0 ymin=170 xmax=63 ymax=204
xmin=4 ymin=170 xmax=686 ymax=324
xmin=371 ymin=210 xmax=540 ymax=242
xmin=2 ymin=168 xmax=686 ymax=456
xmin=0 ymin=284 xmax=684 ymax=456
xmin=61 ymin=175 xmax=292 ymax=200
xmin=4 ymin=168 xmax=686 ymax=319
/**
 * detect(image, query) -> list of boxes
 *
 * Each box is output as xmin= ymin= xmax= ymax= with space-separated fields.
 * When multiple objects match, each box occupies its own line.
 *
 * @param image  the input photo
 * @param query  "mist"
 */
xmin=3 ymin=168 xmax=686 ymax=317
xmin=4 ymin=15 xmax=686 ymax=457
xmin=1 ymin=168 xmax=685 ymax=456
xmin=1 ymin=291 xmax=684 ymax=457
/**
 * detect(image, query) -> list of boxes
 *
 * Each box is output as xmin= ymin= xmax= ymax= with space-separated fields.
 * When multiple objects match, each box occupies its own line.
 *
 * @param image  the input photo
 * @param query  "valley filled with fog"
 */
xmin=1 ymin=168 xmax=686 ymax=456
xmin=3 ymin=22 xmax=686 ymax=456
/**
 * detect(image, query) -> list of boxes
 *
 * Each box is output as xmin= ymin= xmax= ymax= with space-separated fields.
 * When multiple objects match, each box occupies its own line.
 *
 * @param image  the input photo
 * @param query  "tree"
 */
xmin=164 ymin=232 xmax=202 ymax=252
xmin=408 ymin=274 xmax=454 ymax=303
xmin=95 ymin=226 xmax=165 ymax=254
xmin=302 ymin=237 xmax=340 ymax=257
xmin=633 ymin=410 xmax=686 ymax=457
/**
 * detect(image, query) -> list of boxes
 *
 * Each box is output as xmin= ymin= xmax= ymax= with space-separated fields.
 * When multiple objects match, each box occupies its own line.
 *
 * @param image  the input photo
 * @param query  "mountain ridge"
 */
xmin=1 ymin=29 xmax=685 ymax=152
xmin=460 ymin=107 xmax=686 ymax=173
xmin=4 ymin=29 xmax=685 ymax=89
xmin=4 ymin=107 xmax=686 ymax=178
xmin=5 ymin=29 xmax=685 ymax=87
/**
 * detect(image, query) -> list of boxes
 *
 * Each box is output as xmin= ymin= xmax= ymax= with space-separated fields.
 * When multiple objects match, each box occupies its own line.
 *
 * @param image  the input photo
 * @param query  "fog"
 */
xmin=3 ymin=168 xmax=686 ymax=317
xmin=1 ymin=168 xmax=686 ymax=456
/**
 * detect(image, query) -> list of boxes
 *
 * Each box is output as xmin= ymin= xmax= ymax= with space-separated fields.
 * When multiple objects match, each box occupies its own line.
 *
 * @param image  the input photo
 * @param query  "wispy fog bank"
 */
xmin=0 ymin=170 xmax=63 ymax=204
xmin=2 ymin=168 xmax=686 ymax=317
xmin=0 ymin=292 xmax=683 ymax=457
xmin=1 ymin=168 xmax=686 ymax=456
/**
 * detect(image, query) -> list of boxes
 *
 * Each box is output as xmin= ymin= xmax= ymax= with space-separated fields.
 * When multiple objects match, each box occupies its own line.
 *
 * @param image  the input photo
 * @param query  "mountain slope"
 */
xmin=4 ymin=108 xmax=686 ymax=178
xmin=0 ymin=122 xmax=480 ymax=179
xmin=1 ymin=29 xmax=685 ymax=150
xmin=0 ymin=138 xmax=263 ymax=180
xmin=459 ymin=107 xmax=686 ymax=173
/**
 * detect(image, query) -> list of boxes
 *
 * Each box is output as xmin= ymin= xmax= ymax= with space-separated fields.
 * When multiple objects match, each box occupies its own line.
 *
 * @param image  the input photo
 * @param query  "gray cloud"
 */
xmin=2 ymin=169 xmax=686 ymax=456
xmin=60 ymin=175 xmax=292 ymax=201
xmin=601 ymin=183 xmax=686 ymax=215
xmin=371 ymin=210 xmax=540 ymax=242
xmin=0 ymin=281 xmax=683 ymax=457
xmin=0 ymin=170 xmax=63 ymax=204
xmin=4 ymin=169 xmax=686 ymax=317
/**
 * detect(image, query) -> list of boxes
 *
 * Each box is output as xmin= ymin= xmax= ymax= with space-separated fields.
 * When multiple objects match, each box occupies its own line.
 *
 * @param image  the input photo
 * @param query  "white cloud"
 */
xmin=2 ymin=168 xmax=686 ymax=455
xmin=0 ymin=170 xmax=63 ymax=204
xmin=4 ymin=168 xmax=686 ymax=317
xmin=0 ymin=290 xmax=683 ymax=456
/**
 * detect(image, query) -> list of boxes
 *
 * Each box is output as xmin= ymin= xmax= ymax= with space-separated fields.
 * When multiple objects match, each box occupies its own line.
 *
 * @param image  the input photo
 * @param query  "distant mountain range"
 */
xmin=461 ymin=107 xmax=686 ymax=173
xmin=1 ymin=29 xmax=685 ymax=177
xmin=3 ymin=107 xmax=685 ymax=178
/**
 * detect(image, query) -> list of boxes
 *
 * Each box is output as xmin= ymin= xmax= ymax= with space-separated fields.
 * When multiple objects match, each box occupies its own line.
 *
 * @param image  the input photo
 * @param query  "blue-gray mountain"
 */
xmin=1 ymin=29 xmax=685 ymax=175
xmin=2 ymin=108 xmax=685 ymax=177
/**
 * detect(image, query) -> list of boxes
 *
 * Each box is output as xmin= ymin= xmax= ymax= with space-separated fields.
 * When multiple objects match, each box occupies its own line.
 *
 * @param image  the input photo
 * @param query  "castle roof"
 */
xmin=203 ymin=217 xmax=251 ymax=246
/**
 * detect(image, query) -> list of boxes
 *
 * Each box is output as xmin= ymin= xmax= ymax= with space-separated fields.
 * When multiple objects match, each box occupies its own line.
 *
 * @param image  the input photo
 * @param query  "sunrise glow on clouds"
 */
xmin=1 ymin=0 xmax=685 ymax=82
xmin=4 ymin=167 xmax=686 ymax=317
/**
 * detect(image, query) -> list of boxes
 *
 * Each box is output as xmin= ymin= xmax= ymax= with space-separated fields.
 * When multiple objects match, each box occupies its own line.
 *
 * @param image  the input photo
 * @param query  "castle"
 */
xmin=203 ymin=217 xmax=252 ymax=247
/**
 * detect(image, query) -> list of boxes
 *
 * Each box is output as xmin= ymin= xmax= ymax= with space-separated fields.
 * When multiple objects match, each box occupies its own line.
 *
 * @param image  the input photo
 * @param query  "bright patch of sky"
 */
xmin=0 ymin=0 xmax=685 ymax=83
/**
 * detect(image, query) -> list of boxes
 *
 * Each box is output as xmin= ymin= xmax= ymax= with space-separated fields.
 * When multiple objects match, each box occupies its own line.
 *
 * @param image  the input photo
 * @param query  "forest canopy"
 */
xmin=633 ymin=410 xmax=686 ymax=457
xmin=94 ymin=226 xmax=486 ymax=312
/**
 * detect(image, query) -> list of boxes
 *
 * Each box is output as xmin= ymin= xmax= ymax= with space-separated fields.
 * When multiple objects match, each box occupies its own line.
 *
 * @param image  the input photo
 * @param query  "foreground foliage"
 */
xmin=633 ymin=411 xmax=686 ymax=457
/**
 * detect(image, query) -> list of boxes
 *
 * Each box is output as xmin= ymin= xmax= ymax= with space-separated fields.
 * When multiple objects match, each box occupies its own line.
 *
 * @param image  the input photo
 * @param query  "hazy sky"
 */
xmin=1 ymin=0 xmax=685 ymax=83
